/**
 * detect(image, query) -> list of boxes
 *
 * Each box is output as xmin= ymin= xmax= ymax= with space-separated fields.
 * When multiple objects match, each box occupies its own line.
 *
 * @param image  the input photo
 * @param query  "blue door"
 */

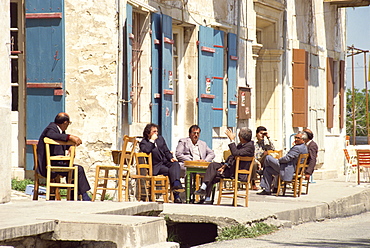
xmin=227 ymin=33 xmax=237 ymax=127
xmin=198 ymin=26 xmax=216 ymax=148
xmin=151 ymin=12 xmax=161 ymax=125
xmin=212 ymin=29 xmax=224 ymax=127
xmin=126 ymin=4 xmax=133 ymax=125
xmin=25 ymin=0 xmax=65 ymax=170
xmin=161 ymin=14 xmax=173 ymax=148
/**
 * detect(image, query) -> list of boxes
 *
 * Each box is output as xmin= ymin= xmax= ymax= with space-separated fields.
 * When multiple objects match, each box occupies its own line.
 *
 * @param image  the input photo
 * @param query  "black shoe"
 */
xmin=256 ymin=170 xmax=263 ymax=176
xmin=194 ymin=189 xmax=206 ymax=196
xmin=272 ymin=188 xmax=278 ymax=194
xmin=257 ymin=190 xmax=271 ymax=195
xmin=204 ymin=200 xmax=213 ymax=205
xmin=174 ymin=198 xmax=183 ymax=204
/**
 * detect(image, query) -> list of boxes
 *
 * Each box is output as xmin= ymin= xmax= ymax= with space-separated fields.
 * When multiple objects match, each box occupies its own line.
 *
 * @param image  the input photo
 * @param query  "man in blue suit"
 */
xmin=258 ymin=131 xmax=308 ymax=195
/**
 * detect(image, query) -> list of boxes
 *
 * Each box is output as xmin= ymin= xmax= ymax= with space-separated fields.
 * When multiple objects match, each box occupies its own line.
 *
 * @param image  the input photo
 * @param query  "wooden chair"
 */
xmin=276 ymin=153 xmax=309 ymax=197
xmin=217 ymin=156 xmax=255 ymax=207
xmin=132 ymin=152 xmax=169 ymax=203
xmin=32 ymin=143 xmax=62 ymax=200
xmin=44 ymin=137 xmax=78 ymax=201
xmin=355 ymin=149 xmax=370 ymax=185
xmin=92 ymin=135 xmax=137 ymax=202
xmin=344 ymin=148 xmax=357 ymax=182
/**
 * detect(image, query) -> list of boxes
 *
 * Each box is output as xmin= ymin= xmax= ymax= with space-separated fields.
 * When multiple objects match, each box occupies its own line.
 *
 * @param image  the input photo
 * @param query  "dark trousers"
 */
xmin=203 ymin=162 xmax=226 ymax=197
xmin=153 ymin=161 xmax=181 ymax=185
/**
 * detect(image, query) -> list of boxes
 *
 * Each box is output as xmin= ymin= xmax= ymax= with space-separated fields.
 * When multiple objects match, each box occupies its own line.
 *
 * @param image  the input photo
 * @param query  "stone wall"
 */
xmin=0 ymin=0 xmax=11 ymax=203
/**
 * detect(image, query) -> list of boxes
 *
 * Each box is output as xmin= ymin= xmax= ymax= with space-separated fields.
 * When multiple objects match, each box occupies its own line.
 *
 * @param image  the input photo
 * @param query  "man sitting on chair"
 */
xmin=139 ymin=123 xmax=183 ymax=203
xmin=175 ymin=125 xmax=215 ymax=177
xmin=37 ymin=112 xmax=91 ymax=201
xmin=257 ymin=131 xmax=308 ymax=195
xmin=194 ymin=127 xmax=255 ymax=204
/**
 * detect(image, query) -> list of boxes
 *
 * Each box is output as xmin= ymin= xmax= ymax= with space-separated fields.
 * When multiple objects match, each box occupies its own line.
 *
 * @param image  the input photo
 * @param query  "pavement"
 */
xmin=1 ymin=176 xmax=370 ymax=248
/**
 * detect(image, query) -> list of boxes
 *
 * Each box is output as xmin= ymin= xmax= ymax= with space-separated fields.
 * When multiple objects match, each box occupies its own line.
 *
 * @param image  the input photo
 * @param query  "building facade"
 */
xmin=6 ymin=0 xmax=370 ymax=198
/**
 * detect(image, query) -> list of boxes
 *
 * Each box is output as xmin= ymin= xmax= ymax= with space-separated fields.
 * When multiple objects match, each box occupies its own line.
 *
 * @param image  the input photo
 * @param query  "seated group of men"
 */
xmin=36 ymin=112 xmax=317 ymax=203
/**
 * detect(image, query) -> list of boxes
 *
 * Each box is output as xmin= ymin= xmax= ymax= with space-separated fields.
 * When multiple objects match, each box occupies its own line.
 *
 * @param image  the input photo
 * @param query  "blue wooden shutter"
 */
xmin=212 ymin=29 xmax=224 ymax=127
xmin=151 ymin=12 xmax=161 ymax=125
xmin=198 ymin=26 xmax=215 ymax=147
xmin=126 ymin=4 xmax=133 ymax=125
xmin=161 ymin=14 xmax=173 ymax=148
xmin=26 ymin=0 xmax=64 ymax=170
xmin=227 ymin=33 xmax=237 ymax=127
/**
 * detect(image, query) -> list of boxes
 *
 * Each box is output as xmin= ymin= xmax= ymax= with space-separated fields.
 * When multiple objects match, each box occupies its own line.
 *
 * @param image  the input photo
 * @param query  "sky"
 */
xmin=346 ymin=6 xmax=370 ymax=89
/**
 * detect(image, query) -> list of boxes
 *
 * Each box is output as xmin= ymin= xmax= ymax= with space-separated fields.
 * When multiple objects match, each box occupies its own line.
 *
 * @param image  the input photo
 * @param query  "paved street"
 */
xmin=197 ymin=211 xmax=370 ymax=247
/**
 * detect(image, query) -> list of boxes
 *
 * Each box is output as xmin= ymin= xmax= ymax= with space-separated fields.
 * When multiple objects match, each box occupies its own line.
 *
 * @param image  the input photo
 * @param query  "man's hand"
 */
xmin=150 ymin=133 xmax=158 ymax=141
xmin=69 ymin=135 xmax=82 ymax=146
xmin=170 ymin=158 xmax=178 ymax=162
xmin=305 ymin=174 xmax=310 ymax=180
xmin=195 ymin=159 xmax=206 ymax=162
xmin=225 ymin=129 xmax=235 ymax=141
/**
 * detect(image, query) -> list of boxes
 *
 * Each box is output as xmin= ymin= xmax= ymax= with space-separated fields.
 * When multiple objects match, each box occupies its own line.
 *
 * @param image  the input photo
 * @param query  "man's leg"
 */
xmin=160 ymin=162 xmax=182 ymax=203
xmin=259 ymin=155 xmax=279 ymax=194
xmin=195 ymin=162 xmax=222 ymax=198
xmin=75 ymin=165 xmax=91 ymax=200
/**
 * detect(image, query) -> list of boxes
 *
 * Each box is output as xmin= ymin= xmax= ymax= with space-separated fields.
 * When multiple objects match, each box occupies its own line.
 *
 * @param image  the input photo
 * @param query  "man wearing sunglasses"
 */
xmin=258 ymin=131 xmax=308 ymax=195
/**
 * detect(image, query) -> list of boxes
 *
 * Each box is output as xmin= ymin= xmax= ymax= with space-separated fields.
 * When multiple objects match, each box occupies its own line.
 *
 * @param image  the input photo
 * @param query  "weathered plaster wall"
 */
xmin=64 ymin=1 xmax=120 ymax=180
xmin=0 ymin=1 xmax=11 ymax=203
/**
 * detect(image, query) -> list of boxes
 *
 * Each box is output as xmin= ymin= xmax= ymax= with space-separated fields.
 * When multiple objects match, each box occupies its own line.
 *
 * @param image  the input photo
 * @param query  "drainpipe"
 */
xmin=282 ymin=2 xmax=287 ymax=150
xmin=236 ymin=0 xmax=241 ymax=131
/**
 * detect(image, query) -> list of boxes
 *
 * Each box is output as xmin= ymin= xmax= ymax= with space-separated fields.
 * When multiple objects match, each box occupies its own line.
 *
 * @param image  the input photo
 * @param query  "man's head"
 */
xmin=143 ymin=123 xmax=159 ymax=139
xmin=256 ymin=126 xmax=268 ymax=141
xmin=54 ymin=112 xmax=71 ymax=131
xmin=303 ymin=129 xmax=314 ymax=141
xmin=189 ymin=125 xmax=201 ymax=144
xmin=294 ymin=131 xmax=307 ymax=145
xmin=239 ymin=127 xmax=252 ymax=143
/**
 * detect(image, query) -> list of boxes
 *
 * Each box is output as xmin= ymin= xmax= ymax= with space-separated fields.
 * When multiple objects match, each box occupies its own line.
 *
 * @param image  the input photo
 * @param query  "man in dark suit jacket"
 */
xmin=139 ymin=123 xmax=183 ymax=203
xmin=258 ymin=131 xmax=308 ymax=195
xmin=37 ymin=112 xmax=91 ymax=201
xmin=194 ymin=127 xmax=255 ymax=204
xmin=303 ymin=129 xmax=319 ymax=180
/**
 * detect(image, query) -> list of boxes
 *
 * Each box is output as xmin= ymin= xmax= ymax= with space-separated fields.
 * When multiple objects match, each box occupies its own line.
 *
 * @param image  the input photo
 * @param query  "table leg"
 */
xmin=186 ymin=171 xmax=191 ymax=203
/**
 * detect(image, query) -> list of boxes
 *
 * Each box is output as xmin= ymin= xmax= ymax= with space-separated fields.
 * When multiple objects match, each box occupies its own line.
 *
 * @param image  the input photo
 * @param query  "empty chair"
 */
xmin=217 ymin=156 xmax=255 ymax=207
xmin=355 ymin=149 xmax=370 ymax=185
xmin=344 ymin=148 xmax=357 ymax=182
xmin=92 ymin=135 xmax=137 ymax=202
xmin=44 ymin=137 xmax=78 ymax=201
xmin=276 ymin=153 xmax=309 ymax=197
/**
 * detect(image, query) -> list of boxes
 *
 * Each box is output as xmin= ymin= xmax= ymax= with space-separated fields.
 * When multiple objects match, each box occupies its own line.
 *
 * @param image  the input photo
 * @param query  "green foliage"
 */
xmin=11 ymin=178 xmax=34 ymax=192
xmin=346 ymin=88 xmax=370 ymax=136
xmin=216 ymin=222 xmax=278 ymax=241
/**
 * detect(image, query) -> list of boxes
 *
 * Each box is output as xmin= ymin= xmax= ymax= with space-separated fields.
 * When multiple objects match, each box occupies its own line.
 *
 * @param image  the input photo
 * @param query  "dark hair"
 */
xmin=256 ymin=126 xmax=267 ymax=134
xmin=304 ymin=130 xmax=314 ymax=140
xmin=239 ymin=127 xmax=252 ymax=142
xmin=189 ymin=125 xmax=201 ymax=134
xmin=54 ymin=113 xmax=69 ymax=124
xmin=143 ymin=123 xmax=159 ymax=139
